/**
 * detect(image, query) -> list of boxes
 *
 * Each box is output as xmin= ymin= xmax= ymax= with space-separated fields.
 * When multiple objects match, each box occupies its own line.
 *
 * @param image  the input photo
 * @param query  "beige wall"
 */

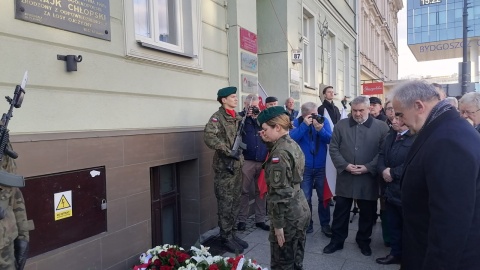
xmin=0 ymin=0 xmax=229 ymax=134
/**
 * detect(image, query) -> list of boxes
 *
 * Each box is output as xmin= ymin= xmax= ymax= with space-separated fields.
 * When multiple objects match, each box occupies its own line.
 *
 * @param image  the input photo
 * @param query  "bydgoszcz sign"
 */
xmin=15 ymin=0 xmax=111 ymax=41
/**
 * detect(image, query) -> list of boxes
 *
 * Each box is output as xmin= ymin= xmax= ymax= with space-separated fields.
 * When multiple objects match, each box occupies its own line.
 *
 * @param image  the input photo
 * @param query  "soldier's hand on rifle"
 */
xmin=228 ymin=149 xmax=240 ymax=160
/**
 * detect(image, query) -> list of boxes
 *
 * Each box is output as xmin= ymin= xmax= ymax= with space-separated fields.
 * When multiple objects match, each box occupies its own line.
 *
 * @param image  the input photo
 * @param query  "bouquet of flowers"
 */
xmin=132 ymin=244 xmax=268 ymax=270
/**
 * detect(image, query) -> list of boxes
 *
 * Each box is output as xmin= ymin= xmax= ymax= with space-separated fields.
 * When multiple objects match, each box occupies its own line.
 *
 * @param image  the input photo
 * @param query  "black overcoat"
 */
xmin=401 ymin=109 xmax=480 ymax=270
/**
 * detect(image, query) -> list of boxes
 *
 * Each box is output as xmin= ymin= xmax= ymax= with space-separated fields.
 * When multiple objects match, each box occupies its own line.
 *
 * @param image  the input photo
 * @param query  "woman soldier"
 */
xmin=257 ymin=106 xmax=310 ymax=270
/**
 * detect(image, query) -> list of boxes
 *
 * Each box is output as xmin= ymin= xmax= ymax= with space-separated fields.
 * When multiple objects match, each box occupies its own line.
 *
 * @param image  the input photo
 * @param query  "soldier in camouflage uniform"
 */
xmin=203 ymin=86 xmax=248 ymax=253
xmin=0 ymin=144 xmax=29 ymax=270
xmin=257 ymin=106 xmax=310 ymax=270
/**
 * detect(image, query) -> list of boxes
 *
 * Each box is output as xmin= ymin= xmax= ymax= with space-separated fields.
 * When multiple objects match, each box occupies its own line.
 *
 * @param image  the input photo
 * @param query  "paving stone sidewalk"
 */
xmin=214 ymin=194 xmax=401 ymax=270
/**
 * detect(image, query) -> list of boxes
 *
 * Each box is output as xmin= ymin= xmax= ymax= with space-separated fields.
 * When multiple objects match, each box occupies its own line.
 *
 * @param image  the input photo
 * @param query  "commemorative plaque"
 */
xmin=15 ymin=0 xmax=111 ymax=41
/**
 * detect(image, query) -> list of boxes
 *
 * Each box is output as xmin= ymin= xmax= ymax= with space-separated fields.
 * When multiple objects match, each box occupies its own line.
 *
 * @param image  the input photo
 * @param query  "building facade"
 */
xmin=258 ymin=0 xmax=358 ymax=106
xmin=1 ymin=0 xmax=357 ymax=269
xmin=407 ymin=0 xmax=480 ymax=82
xmin=359 ymin=0 xmax=403 ymax=98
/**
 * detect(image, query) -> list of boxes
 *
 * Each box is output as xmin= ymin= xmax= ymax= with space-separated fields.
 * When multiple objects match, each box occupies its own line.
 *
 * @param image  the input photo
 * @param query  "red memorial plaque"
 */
xmin=240 ymin=28 xmax=258 ymax=54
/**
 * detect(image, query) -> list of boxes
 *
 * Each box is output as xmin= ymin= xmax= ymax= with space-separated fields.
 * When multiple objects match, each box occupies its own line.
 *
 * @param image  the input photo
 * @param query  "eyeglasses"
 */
xmin=385 ymin=107 xmax=394 ymax=111
xmin=460 ymin=108 xmax=480 ymax=115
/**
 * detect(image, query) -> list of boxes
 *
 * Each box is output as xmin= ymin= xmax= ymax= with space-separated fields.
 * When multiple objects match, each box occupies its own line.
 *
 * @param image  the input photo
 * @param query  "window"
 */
xmin=328 ymin=33 xmax=337 ymax=89
xmin=151 ymin=164 xmax=181 ymax=246
xmin=130 ymin=0 xmax=200 ymax=59
xmin=302 ymin=8 xmax=316 ymax=88
xmin=344 ymin=45 xmax=350 ymax=97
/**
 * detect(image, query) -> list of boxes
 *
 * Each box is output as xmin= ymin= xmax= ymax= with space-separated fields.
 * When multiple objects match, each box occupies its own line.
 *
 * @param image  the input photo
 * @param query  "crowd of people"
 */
xmin=203 ymin=82 xmax=480 ymax=270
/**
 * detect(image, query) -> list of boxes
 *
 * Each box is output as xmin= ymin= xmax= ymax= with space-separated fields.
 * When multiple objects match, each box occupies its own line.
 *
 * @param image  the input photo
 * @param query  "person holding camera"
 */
xmin=237 ymin=94 xmax=270 ymax=232
xmin=290 ymin=102 xmax=333 ymax=236
xmin=323 ymin=96 xmax=389 ymax=256
xmin=204 ymin=86 xmax=248 ymax=253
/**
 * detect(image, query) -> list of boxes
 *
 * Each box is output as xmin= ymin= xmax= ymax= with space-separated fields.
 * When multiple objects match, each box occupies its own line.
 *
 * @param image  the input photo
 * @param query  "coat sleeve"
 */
xmin=329 ymin=123 xmax=349 ymax=173
xmin=289 ymin=121 xmax=308 ymax=142
xmin=421 ymin=137 xmax=478 ymax=269
xmin=364 ymin=122 xmax=389 ymax=176
xmin=318 ymin=118 xmax=332 ymax=144
xmin=13 ymin=188 xmax=29 ymax=242
xmin=203 ymin=116 xmax=230 ymax=155
xmin=266 ymin=150 xmax=294 ymax=230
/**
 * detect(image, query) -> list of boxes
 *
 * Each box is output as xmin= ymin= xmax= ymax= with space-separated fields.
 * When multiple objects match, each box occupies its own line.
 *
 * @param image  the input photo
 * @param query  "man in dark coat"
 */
xmin=323 ymin=96 xmax=389 ymax=256
xmin=391 ymin=80 xmax=480 ymax=270
xmin=369 ymin=97 xmax=388 ymax=122
xmin=318 ymin=86 xmax=341 ymax=124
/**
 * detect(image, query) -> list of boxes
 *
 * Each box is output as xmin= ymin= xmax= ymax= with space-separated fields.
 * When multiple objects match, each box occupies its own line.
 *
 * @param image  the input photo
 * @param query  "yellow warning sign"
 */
xmin=56 ymin=195 xmax=71 ymax=210
xmin=54 ymin=191 xmax=73 ymax=221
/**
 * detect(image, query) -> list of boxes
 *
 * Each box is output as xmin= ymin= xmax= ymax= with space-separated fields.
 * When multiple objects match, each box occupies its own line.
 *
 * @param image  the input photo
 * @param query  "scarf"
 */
xmin=419 ymin=99 xmax=454 ymax=134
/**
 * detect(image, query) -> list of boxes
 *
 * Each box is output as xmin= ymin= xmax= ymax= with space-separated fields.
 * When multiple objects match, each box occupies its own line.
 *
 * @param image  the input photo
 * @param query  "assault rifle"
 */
xmin=226 ymin=99 xmax=253 ymax=174
xmin=0 ymin=71 xmax=27 ymax=187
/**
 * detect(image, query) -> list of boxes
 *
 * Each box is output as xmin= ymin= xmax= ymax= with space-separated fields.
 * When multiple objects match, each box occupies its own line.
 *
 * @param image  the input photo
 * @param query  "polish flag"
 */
xmin=257 ymin=83 xmax=268 ymax=111
xmin=322 ymin=107 xmax=348 ymax=207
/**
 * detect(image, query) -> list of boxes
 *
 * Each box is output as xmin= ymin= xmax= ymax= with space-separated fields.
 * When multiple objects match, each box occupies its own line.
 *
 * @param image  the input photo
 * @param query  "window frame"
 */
xmin=124 ymin=0 xmax=203 ymax=69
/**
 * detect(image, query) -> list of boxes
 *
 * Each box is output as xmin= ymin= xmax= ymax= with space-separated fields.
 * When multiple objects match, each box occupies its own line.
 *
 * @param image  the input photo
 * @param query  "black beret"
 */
xmin=217 ymin=86 xmax=237 ymax=98
xmin=257 ymin=106 xmax=289 ymax=126
xmin=265 ymin=96 xmax=278 ymax=103
xmin=369 ymin=97 xmax=382 ymax=105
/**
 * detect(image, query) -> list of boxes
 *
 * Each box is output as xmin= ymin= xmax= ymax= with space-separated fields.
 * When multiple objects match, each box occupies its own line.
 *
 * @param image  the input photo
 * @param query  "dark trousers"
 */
xmin=386 ymin=201 xmax=403 ymax=257
xmin=331 ymin=196 xmax=377 ymax=247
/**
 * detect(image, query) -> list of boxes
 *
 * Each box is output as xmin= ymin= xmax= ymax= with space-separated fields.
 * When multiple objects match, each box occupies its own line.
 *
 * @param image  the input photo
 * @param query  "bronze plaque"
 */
xmin=15 ymin=0 xmax=111 ymax=41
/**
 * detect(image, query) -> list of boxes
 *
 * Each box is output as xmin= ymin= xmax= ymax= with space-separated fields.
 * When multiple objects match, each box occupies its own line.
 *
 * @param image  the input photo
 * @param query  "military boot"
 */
xmin=222 ymin=238 xmax=244 ymax=254
xmin=233 ymin=234 xmax=249 ymax=249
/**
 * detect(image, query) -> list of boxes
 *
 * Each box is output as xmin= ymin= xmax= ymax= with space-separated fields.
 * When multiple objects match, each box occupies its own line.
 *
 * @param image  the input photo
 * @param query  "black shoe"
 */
xmin=233 ymin=235 xmax=249 ymax=249
xmin=321 ymin=225 xmax=332 ymax=237
xmin=222 ymin=238 xmax=244 ymax=254
xmin=375 ymin=255 xmax=401 ymax=265
xmin=306 ymin=224 xmax=313 ymax=234
xmin=323 ymin=242 xmax=343 ymax=254
xmin=359 ymin=245 xmax=372 ymax=256
xmin=255 ymin=222 xmax=270 ymax=231
xmin=237 ymin=222 xmax=246 ymax=231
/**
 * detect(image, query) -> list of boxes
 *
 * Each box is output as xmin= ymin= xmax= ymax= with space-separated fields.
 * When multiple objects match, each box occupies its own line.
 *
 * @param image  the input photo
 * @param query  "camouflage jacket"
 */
xmin=204 ymin=106 xmax=243 ymax=169
xmin=265 ymin=134 xmax=309 ymax=239
xmin=0 ymin=186 xmax=29 ymax=249
xmin=0 ymin=143 xmax=29 ymax=249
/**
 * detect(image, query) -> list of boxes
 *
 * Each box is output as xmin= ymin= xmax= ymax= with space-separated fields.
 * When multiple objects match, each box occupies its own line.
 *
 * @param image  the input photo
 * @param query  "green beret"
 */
xmin=217 ymin=86 xmax=237 ymax=98
xmin=257 ymin=106 xmax=289 ymax=126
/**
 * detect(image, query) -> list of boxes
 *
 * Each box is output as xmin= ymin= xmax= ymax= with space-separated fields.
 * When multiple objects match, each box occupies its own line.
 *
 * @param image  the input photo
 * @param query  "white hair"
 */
xmin=459 ymin=92 xmax=480 ymax=109
xmin=350 ymin=96 xmax=370 ymax=107
xmin=300 ymin=102 xmax=317 ymax=116
xmin=388 ymin=80 xmax=440 ymax=108
xmin=445 ymin=97 xmax=458 ymax=108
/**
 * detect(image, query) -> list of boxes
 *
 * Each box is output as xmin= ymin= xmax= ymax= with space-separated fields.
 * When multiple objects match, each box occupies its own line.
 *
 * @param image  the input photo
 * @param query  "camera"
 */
xmin=249 ymin=106 xmax=260 ymax=115
xmin=310 ymin=113 xmax=325 ymax=124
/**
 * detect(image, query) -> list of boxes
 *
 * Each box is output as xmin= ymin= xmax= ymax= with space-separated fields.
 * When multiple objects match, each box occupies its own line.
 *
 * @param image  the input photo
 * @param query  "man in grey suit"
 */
xmin=323 ymin=96 xmax=389 ymax=256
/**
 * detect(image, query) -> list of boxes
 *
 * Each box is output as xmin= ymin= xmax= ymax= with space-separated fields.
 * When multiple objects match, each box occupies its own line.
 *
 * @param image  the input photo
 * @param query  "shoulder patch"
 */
xmin=274 ymin=170 xmax=282 ymax=183
xmin=211 ymin=117 xmax=218 ymax=122
xmin=271 ymin=157 xmax=280 ymax=164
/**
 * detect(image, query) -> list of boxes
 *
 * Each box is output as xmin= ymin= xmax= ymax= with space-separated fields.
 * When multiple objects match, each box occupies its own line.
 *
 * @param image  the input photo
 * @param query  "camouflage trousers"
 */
xmin=0 ymin=243 xmax=16 ymax=270
xmin=214 ymin=167 xmax=242 ymax=240
xmin=270 ymin=228 xmax=307 ymax=270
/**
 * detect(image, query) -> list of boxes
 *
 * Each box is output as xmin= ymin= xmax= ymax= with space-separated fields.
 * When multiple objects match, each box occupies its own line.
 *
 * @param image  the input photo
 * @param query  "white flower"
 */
xmin=190 ymin=245 xmax=211 ymax=257
xmin=212 ymin=256 xmax=223 ymax=263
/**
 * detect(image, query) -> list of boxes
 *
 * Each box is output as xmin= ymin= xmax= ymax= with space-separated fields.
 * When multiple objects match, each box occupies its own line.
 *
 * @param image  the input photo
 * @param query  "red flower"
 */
xmin=160 ymin=266 xmax=172 ymax=270
xmin=177 ymin=253 xmax=190 ymax=263
xmin=169 ymin=257 xmax=175 ymax=266
xmin=153 ymin=259 xmax=162 ymax=267
xmin=208 ymin=264 xmax=220 ymax=270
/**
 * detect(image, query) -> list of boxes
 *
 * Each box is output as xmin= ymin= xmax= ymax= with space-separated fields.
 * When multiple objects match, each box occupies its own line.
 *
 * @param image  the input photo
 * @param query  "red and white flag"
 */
xmin=257 ymin=83 xmax=268 ymax=111
xmin=322 ymin=106 xmax=348 ymax=207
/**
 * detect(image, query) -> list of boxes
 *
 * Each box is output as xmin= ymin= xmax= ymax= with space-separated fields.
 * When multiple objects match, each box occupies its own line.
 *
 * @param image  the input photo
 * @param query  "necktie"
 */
xmin=395 ymin=134 xmax=402 ymax=142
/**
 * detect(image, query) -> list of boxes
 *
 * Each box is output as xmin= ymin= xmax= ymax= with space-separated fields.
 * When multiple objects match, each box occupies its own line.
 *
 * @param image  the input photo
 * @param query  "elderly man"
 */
xmin=290 ymin=102 xmax=332 ymax=236
xmin=265 ymin=96 xmax=279 ymax=108
xmin=323 ymin=96 xmax=389 ymax=256
xmin=237 ymin=94 xmax=270 ymax=232
xmin=285 ymin=97 xmax=299 ymax=121
xmin=369 ymin=97 xmax=388 ymax=122
xmin=391 ymin=80 xmax=480 ymax=269
xmin=459 ymin=92 xmax=480 ymax=133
